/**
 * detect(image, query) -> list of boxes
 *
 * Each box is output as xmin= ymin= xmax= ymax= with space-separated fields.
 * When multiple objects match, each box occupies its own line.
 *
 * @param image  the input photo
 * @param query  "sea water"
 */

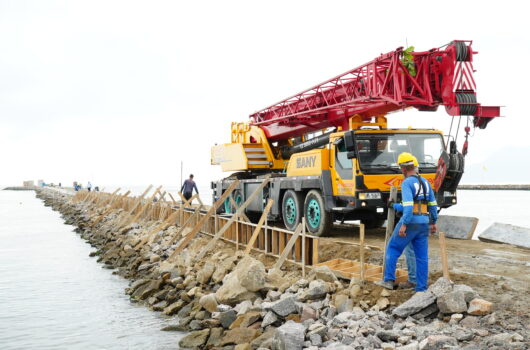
xmin=0 ymin=190 xmax=184 ymax=350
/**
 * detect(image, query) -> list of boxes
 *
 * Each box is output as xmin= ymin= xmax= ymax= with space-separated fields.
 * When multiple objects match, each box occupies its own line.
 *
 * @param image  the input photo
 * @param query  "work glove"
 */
xmin=387 ymin=200 xmax=395 ymax=209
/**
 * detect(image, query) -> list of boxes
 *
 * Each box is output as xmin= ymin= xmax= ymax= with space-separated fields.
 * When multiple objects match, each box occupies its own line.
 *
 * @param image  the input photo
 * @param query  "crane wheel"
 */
xmin=282 ymin=190 xmax=303 ymax=231
xmin=223 ymin=190 xmax=243 ymax=214
xmin=304 ymin=190 xmax=332 ymax=237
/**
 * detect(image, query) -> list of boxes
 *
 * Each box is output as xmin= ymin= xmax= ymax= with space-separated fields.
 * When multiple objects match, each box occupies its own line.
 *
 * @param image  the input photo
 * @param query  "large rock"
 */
xmin=478 ymin=222 xmax=530 ymax=249
xmin=427 ymin=277 xmax=453 ymax=298
xmin=265 ymin=268 xmax=289 ymax=290
xmin=299 ymin=280 xmax=330 ymax=301
xmin=272 ymin=321 xmax=305 ymax=350
xmin=453 ymin=284 xmax=478 ymax=302
xmin=437 ymin=290 xmax=467 ymax=314
xmin=197 ymin=261 xmax=215 ymax=284
xmin=163 ymin=300 xmax=185 ymax=315
xmin=215 ymin=272 xmax=258 ymax=305
xmin=206 ymin=327 xmax=224 ymax=347
xmin=467 ymin=298 xmax=493 ymax=315
xmin=418 ymin=335 xmax=457 ymax=350
xmin=178 ymin=329 xmax=210 ymax=348
xmin=312 ymin=266 xmax=338 ymax=283
xmin=262 ymin=311 xmax=279 ymax=327
xmin=221 ymin=328 xmax=262 ymax=346
xmin=212 ymin=257 xmax=237 ymax=283
xmin=230 ymin=311 xmax=261 ymax=329
xmin=334 ymin=294 xmax=353 ymax=313
xmin=436 ymin=215 xmax=478 ymax=240
xmin=392 ymin=292 xmax=436 ymax=318
xmin=219 ymin=309 xmax=237 ymax=328
xmin=236 ymin=256 xmax=267 ymax=292
xmin=199 ymin=293 xmax=218 ymax=313
xmin=270 ymin=296 xmax=298 ymax=317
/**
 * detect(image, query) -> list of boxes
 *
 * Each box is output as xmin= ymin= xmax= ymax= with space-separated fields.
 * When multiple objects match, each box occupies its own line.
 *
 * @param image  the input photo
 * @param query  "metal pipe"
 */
xmin=281 ymin=130 xmax=334 ymax=158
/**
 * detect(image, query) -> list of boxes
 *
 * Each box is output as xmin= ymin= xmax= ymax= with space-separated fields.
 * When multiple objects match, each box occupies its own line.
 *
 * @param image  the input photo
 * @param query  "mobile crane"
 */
xmin=211 ymin=40 xmax=500 ymax=236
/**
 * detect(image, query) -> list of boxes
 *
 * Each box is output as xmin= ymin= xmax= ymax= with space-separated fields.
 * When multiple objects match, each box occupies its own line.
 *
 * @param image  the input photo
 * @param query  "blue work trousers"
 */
xmin=405 ymin=243 xmax=416 ymax=284
xmin=384 ymin=221 xmax=429 ymax=291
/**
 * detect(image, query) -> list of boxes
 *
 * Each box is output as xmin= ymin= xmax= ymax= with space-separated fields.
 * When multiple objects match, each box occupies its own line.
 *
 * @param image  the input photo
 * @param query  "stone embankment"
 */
xmin=36 ymin=189 xmax=528 ymax=350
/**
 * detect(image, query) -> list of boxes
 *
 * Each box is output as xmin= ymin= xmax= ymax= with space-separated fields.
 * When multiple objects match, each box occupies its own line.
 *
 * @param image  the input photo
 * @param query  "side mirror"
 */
xmin=347 ymin=151 xmax=356 ymax=159
xmin=344 ymin=131 xmax=355 ymax=151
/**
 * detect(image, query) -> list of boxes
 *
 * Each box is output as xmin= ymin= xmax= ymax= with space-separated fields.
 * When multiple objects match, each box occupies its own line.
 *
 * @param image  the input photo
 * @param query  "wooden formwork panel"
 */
xmin=314 ymin=258 xmax=407 ymax=283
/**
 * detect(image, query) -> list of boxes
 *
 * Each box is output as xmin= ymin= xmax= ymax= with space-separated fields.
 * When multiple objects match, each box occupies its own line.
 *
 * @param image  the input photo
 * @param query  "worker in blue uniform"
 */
xmin=377 ymin=152 xmax=438 ymax=292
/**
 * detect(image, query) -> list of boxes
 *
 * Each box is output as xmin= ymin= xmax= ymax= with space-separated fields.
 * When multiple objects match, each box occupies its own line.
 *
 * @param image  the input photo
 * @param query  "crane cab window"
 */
xmin=355 ymin=133 xmax=444 ymax=174
xmin=335 ymin=140 xmax=353 ymax=179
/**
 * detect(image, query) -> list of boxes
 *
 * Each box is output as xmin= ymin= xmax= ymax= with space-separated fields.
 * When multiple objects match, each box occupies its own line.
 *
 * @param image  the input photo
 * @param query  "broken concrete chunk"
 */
xmin=271 ymin=296 xmax=297 ymax=317
xmin=467 ymin=298 xmax=493 ymax=315
xmin=478 ymin=222 xmax=530 ymax=249
xmin=392 ymin=291 xmax=436 ymax=318
xmin=437 ymin=290 xmax=468 ymax=314
xmin=272 ymin=320 xmax=305 ymax=350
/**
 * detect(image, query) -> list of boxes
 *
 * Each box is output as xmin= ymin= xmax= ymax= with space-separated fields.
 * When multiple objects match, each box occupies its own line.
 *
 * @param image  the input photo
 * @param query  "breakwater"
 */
xmin=35 ymin=188 xmax=529 ymax=349
xmin=458 ymin=184 xmax=530 ymax=190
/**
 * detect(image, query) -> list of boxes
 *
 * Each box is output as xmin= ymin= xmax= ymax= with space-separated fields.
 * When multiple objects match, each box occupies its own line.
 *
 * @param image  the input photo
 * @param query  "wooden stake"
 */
xmin=274 ymin=223 xmax=303 ymax=270
xmin=382 ymin=186 xmax=398 ymax=279
xmin=194 ymin=177 xmax=270 ymax=261
xmin=168 ymin=180 xmax=240 ymax=260
xmin=244 ymin=199 xmax=274 ymax=255
xmin=302 ymin=217 xmax=306 ymax=277
xmin=360 ymin=223 xmax=365 ymax=282
xmin=438 ymin=231 xmax=451 ymax=281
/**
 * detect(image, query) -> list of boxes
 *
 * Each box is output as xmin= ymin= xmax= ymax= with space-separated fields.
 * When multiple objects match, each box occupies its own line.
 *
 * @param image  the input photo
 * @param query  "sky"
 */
xmin=1 ymin=0 xmax=529 ymax=190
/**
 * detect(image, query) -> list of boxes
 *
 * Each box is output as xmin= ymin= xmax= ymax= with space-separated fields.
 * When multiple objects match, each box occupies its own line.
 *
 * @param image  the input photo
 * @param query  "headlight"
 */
xmin=359 ymin=192 xmax=381 ymax=200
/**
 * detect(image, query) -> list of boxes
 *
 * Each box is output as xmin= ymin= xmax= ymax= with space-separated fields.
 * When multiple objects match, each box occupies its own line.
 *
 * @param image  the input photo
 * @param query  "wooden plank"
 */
xmin=244 ymin=199 xmax=273 ymax=255
xmin=194 ymin=177 xmax=270 ymax=261
xmin=168 ymin=180 xmax=240 ymax=260
xmin=168 ymin=193 xmax=178 ymax=206
xmin=126 ymin=186 xmax=163 ymax=226
xmin=360 ymin=223 xmax=365 ymax=282
xmin=382 ymin=186 xmax=398 ymax=278
xmin=230 ymin=197 xmax=250 ymax=223
xmin=438 ymin=231 xmax=451 ymax=281
xmin=272 ymin=230 xmax=278 ymax=254
xmin=294 ymin=235 xmax=302 ymax=262
xmin=273 ymin=223 xmax=302 ymax=270
xmin=312 ymin=238 xmax=319 ymax=265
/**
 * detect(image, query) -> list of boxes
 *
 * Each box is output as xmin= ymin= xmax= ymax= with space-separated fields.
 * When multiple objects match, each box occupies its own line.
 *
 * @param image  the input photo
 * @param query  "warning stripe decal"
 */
xmin=453 ymin=61 xmax=476 ymax=91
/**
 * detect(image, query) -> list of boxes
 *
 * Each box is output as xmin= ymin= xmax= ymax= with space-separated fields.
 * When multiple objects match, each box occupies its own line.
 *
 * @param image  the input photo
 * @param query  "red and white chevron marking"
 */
xmin=453 ymin=61 xmax=476 ymax=92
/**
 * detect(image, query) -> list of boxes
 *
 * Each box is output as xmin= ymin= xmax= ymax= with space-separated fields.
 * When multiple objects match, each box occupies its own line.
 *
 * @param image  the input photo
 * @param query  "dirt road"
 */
xmin=318 ymin=224 xmax=530 ymax=323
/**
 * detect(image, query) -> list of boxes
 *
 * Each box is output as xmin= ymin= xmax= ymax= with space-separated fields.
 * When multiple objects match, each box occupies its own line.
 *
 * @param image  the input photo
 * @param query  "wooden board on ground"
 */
xmin=314 ymin=258 xmax=408 ymax=283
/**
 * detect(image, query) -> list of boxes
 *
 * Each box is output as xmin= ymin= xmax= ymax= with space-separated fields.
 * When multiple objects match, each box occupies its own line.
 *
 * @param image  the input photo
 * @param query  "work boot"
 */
xmin=398 ymin=281 xmax=416 ymax=290
xmin=375 ymin=280 xmax=395 ymax=290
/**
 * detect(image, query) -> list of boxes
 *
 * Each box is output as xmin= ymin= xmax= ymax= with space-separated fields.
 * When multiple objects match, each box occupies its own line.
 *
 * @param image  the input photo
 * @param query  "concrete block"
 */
xmin=436 ymin=215 xmax=478 ymax=240
xmin=478 ymin=222 xmax=530 ymax=249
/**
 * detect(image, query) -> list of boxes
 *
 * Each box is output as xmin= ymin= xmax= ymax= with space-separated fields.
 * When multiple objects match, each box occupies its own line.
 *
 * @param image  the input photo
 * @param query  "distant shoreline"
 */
xmin=4 ymin=184 xmax=530 ymax=192
xmin=458 ymin=184 xmax=530 ymax=191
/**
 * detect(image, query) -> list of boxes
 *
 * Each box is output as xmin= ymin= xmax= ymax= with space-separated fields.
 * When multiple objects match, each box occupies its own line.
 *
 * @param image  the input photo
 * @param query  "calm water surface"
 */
xmin=0 ymin=190 xmax=183 ymax=350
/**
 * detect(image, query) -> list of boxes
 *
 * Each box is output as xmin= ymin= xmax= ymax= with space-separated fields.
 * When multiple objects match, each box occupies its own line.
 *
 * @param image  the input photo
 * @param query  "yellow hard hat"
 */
xmin=397 ymin=152 xmax=418 ymax=167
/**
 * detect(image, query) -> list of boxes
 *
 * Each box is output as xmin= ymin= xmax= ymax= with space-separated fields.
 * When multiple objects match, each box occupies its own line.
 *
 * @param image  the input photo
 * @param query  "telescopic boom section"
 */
xmin=250 ymin=40 xmax=500 ymax=142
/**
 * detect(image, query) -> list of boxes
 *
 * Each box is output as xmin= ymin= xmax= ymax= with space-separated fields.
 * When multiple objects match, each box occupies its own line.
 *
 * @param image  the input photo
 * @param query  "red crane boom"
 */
xmin=250 ymin=41 xmax=500 ymax=142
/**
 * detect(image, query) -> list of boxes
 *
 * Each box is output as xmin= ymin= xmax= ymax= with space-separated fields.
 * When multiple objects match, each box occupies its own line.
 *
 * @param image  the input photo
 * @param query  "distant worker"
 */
xmin=94 ymin=186 xmax=99 ymax=192
xmin=181 ymin=174 xmax=199 ymax=202
xmin=377 ymin=152 xmax=438 ymax=293
xmin=87 ymin=182 xmax=92 ymax=192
